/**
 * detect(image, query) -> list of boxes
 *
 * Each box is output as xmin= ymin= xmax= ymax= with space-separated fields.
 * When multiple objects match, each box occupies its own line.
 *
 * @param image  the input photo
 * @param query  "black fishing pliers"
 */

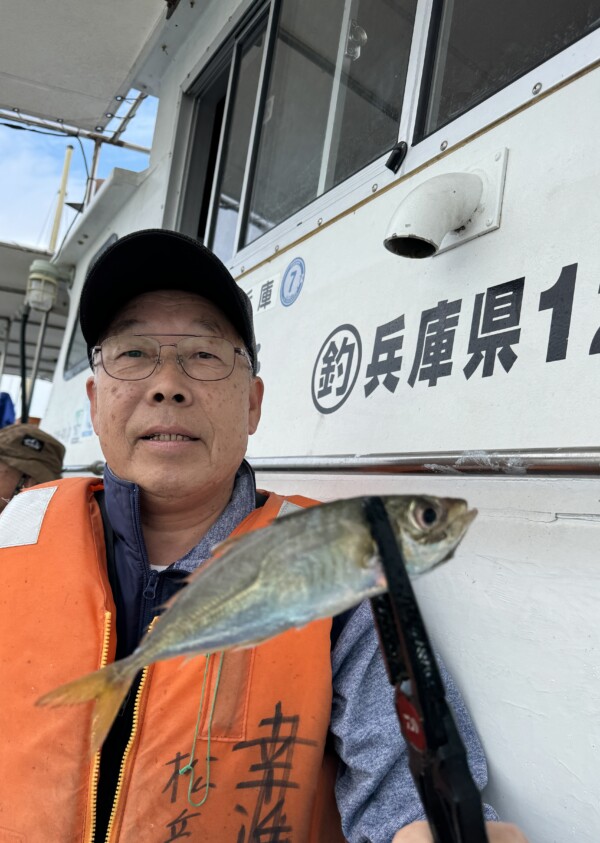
xmin=363 ymin=496 xmax=490 ymax=843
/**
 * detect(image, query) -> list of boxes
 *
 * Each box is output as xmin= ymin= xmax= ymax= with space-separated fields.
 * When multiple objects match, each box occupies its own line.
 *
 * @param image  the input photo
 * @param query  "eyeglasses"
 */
xmin=92 ymin=334 xmax=252 ymax=382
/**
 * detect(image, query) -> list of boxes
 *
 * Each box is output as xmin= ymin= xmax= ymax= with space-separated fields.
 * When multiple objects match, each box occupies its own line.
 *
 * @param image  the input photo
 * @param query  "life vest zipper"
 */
xmin=87 ymin=610 xmax=113 ymax=843
xmin=104 ymin=616 xmax=158 ymax=842
xmin=102 ymin=664 xmax=150 ymax=842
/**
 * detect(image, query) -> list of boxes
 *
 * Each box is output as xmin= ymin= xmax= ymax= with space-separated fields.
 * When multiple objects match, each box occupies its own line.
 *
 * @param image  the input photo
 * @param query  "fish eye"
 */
xmin=411 ymin=500 xmax=441 ymax=530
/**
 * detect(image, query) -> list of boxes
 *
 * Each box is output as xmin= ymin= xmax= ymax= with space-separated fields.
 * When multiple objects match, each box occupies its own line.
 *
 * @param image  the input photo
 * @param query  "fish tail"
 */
xmin=36 ymin=661 xmax=135 ymax=756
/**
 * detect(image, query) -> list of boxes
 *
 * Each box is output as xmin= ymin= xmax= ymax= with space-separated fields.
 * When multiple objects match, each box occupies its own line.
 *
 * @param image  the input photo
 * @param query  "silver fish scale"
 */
xmin=129 ymin=498 xmax=383 ymax=666
xmin=125 ymin=494 xmax=473 ymax=670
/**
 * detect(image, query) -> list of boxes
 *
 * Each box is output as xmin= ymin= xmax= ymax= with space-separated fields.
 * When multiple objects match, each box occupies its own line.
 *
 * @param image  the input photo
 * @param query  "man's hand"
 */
xmin=392 ymin=820 xmax=530 ymax=842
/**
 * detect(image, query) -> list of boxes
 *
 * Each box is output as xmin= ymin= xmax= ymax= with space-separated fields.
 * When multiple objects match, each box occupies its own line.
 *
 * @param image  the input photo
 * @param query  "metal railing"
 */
xmin=61 ymin=448 xmax=600 ymax=478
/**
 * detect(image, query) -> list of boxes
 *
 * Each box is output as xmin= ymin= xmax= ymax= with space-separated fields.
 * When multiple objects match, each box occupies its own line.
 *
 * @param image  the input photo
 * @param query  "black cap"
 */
xmin=79 ymin=229 xmax=257 ymax=373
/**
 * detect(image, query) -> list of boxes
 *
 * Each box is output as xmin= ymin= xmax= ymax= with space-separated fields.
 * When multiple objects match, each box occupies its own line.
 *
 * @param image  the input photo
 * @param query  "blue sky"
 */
xmin=0 ymin=93 xmax=159 ymax=416
xmin=0 ymin=93 xmax=159 ymax=250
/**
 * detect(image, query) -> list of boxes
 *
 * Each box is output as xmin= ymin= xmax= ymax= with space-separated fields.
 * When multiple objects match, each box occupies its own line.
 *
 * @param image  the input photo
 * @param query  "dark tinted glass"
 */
xmin=63 ymin=320 xmax=88 ymax=380
xmin=244 ymin=0 xmax=417 ymax=246
xmin=210 ymin=25 xmax=266 ymax=261
xmin=420 ymin=0 xmax=600 ymax=137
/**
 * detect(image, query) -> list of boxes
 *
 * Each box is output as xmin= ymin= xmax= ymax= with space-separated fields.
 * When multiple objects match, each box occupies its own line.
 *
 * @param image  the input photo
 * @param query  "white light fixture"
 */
xmin=25 ymin=260 xmax=63 ymax=312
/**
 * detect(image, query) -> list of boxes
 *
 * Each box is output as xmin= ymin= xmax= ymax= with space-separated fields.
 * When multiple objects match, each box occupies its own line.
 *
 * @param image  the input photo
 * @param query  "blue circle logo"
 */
xmin=280 ymin=257 xmax=305 ymax=307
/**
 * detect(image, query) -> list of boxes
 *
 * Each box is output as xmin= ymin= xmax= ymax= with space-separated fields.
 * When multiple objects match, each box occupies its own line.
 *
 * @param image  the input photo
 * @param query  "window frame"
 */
xmin=206 ymin=5 xmax=274 ymax=256
xmin=412 ymin=0 xmax=600 ymax=144
xmin=178 ymin=0 xmax=600 ymax=275
xmin=176 ymin=40 xmax=237 ymax=239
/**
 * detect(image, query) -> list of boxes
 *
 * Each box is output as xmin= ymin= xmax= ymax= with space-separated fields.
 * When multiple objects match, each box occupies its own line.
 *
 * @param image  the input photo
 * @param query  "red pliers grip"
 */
xmin=363 ymin=496 xmax=489 ymax=843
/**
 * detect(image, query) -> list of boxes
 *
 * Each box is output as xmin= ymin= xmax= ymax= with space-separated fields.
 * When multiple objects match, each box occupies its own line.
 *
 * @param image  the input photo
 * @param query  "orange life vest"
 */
xmin=0 ymin=478 xmax=345 ymax=842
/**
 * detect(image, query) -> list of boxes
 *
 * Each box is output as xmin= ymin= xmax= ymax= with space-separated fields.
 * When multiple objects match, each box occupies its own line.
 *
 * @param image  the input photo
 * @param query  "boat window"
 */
xmin=417 ymin=0 xmax=600 ymax=139
xmin=63 ymin=321 xmax=89 ymax=380
xmin=243 ymin=0 xmax=416 ymax=249
xmin=182 ymin=61 xmax=230 ymax=246
xmin=185 ymin=0 xmax=600 ymax=264
xmin=210 ymin=22 xmax=267 ymax=260
xmin=192 ymin=0 xmax=417 ymax=263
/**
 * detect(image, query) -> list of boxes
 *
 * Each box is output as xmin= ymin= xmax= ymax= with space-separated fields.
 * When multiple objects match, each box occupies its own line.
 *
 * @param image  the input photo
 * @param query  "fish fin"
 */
xmin=36 ymin=663 xmax=134 ymax=756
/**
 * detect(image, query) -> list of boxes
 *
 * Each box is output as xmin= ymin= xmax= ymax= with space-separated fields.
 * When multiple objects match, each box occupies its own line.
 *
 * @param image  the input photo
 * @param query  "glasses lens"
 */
xmin=178 ymin=336 xmax=235 ymax=380
xmin=101 ymin=336 xmax=159 ymax=380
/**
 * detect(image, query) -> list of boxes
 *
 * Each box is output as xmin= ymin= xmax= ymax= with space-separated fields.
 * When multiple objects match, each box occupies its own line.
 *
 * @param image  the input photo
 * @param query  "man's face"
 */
xmin=0 ymin=460 xmax=22 ymax=512
xmin=86 ymin=290 xmax=263 ymax=501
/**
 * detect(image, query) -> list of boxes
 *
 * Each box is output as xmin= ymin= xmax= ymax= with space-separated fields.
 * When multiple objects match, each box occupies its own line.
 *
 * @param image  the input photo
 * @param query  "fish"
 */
xmin=36 ymin=494 xmax=476 ymax=753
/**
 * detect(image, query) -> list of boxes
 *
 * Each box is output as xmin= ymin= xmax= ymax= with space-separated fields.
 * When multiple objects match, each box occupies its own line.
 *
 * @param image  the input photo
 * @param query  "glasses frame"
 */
xmin=92 ymin=333 xmax=252 ymax=382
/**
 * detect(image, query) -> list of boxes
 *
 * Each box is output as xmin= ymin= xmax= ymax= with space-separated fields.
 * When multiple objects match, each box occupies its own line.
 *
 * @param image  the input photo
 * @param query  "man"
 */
xmin=0 ymin=230 xmax=528 ymax=842
xmin=0 ymin=421 xmax=65 ymax=511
